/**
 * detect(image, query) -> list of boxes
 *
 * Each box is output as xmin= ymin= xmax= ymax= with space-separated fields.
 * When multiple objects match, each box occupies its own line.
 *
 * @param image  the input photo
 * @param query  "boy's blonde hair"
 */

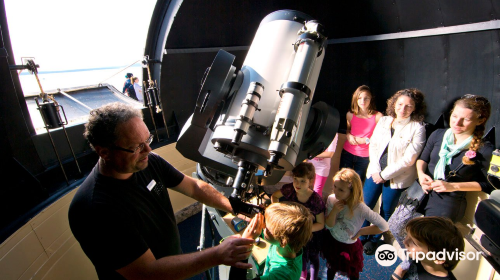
xmin=265 ymin=201 xmax=313 ymax=253
xmin=292 ymin=162 xmax=315 ymax=181
xmin=406 ymin=216 xmax=464 ymax=270
xmin=332 ymin=168 xmax=363 ymax=215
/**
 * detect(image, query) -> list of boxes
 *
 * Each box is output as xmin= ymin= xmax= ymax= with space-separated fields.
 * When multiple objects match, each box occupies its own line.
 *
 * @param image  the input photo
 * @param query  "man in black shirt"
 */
xmin=69 ymin=102 xmax=254 ymax=280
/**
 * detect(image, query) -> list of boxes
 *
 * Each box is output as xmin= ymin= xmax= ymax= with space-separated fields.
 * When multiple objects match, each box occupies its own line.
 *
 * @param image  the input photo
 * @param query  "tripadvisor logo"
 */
xmin=375 ymin=244 xmax=398 ymax=266
xmin=375 ymin=244 xmax=482 ymax=267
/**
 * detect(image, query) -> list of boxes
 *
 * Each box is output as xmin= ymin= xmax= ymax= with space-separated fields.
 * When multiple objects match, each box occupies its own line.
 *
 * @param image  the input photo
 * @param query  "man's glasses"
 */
xmin=112 ymin=134 xmax=154 ymax=154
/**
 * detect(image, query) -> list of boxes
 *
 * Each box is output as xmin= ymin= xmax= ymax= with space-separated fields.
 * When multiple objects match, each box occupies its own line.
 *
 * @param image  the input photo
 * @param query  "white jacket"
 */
xmin=366 ymin=116 xmax=426 ymax=189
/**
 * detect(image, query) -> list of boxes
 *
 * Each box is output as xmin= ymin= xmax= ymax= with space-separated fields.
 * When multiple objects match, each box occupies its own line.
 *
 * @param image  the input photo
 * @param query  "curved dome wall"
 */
xmin=155 ymin=0 xmax=499 ymax=146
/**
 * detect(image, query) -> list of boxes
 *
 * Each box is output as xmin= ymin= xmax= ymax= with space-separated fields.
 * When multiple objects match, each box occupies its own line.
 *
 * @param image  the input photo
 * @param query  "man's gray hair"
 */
xmin=84 ymin=102 xmax=142 ymax=150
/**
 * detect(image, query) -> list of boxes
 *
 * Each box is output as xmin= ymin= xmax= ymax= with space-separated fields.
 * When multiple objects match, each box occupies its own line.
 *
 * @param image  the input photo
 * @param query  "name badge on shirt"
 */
xmin=146 ymin=180 xmax=156 ymax=191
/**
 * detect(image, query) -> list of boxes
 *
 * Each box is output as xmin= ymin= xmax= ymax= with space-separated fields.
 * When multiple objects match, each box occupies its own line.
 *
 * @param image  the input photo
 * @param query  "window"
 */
xmin=5 ymin=0 xmax=157 ymax=133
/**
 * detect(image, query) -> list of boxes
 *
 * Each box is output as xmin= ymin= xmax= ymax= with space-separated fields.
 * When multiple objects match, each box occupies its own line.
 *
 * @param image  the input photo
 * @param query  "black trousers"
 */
xmin=417 ymin=191 xmax=467 ymax=222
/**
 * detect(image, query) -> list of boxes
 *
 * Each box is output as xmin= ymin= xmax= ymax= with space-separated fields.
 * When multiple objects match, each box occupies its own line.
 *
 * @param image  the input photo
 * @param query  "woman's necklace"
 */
xmin=391 ymin=118 xmax=410 ymax=138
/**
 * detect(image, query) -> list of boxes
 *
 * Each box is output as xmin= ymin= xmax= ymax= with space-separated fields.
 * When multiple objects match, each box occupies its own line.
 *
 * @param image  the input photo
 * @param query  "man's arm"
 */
xmin=171 ymin=176 xmax=233 ymax=213
xmin=117 ymin=235 xmax=254 ymax=280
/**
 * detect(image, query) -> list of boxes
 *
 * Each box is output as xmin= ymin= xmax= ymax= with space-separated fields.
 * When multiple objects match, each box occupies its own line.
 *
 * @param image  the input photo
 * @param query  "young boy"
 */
xmin=230 ymin=201 xmax=313 ymax=280
xmin=392 ymin=216 xmax=464 ymax=280
xmin=270 ymin=162 xmax=325 ymax=280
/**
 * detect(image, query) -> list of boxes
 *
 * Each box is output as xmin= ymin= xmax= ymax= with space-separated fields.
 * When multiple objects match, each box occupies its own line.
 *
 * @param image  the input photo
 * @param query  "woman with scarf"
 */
xmin=389 ymin=94 xmax=494 ymax=248
xmin=415 ymin=94 xmax=493 ymax=222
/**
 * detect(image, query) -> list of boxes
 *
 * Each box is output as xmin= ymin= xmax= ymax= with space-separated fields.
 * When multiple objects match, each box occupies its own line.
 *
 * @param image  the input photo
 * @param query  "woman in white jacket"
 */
xmin=361 ymin=88 xmax=427 ymax=255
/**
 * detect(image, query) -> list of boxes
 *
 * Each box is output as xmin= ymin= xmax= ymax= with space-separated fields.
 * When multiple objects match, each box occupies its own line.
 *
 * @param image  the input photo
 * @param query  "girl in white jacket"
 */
xmin=361 ymin=88 xmax=427 ymax=255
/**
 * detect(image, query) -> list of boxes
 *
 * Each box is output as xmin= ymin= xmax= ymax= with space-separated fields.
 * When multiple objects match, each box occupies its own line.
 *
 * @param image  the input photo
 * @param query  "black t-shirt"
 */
xmin=379 ymin=128 xmax=395 ymax=168
xmin=415 ymin=261 xmax=457 ymax=280
xmin=69 ymin=153 xmax=185 ymax=280
xmin=419 ymin=129 xmax=495 ymax=194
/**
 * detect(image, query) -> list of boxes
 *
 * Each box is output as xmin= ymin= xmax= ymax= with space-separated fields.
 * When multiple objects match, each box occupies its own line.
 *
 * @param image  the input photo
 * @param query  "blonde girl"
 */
xmin=322 ymin=168 xmax=388 ymax=280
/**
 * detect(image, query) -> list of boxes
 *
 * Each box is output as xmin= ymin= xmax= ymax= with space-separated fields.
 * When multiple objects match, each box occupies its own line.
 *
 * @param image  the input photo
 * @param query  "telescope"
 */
xmin=177 ymin=10 xmax=339 ymax=216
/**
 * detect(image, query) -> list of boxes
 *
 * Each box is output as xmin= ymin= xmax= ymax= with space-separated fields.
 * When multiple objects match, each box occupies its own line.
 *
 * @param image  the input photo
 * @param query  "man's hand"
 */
xmin=242 ymin=213 xmax=264 ymax=240
xmin=216 ymin=235 xmax=254 ymax=269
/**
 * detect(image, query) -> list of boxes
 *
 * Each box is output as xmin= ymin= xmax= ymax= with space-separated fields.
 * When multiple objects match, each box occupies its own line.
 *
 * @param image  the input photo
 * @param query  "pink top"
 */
xmin=343 ymin=113 xmax=377 ymax=157
xmin=308 ymin=134 xmax=338 ymax=177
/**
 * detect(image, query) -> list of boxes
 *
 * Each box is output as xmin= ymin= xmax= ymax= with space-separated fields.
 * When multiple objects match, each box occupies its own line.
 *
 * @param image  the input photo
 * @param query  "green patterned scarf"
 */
xmin=434 ymin=129 xmax=472 ymax=180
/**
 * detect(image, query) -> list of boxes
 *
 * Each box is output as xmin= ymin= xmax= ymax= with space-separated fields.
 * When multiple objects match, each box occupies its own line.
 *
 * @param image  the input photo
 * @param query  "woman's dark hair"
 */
xmin=385 ymin=88 xmax=426 ymax=122
xmin=452 ymin=94 xmax=491 ymax=165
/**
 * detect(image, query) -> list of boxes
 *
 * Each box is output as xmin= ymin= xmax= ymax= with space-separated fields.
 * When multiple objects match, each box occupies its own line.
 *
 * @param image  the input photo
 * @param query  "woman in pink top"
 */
xmin=307 ymin=134 xmax=338 ymax=197
xmin=339 ymin=85 xmax=383 ymax=183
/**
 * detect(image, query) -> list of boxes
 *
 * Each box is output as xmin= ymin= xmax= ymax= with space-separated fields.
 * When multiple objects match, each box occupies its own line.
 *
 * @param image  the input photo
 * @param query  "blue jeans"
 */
xmin=360 ymin=177 xmax=405 ymax=243
xmin=339 ymin=150 xmax=370 ymax=183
